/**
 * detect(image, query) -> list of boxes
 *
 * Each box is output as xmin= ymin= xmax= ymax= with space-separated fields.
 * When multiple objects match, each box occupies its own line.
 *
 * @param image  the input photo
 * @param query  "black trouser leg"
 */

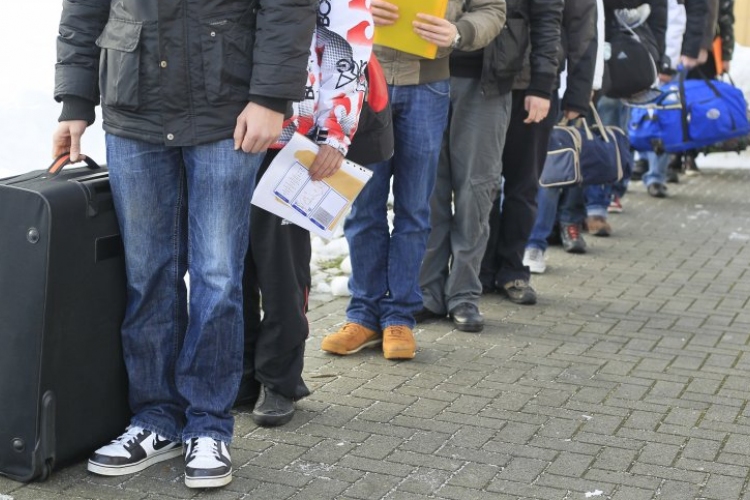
xmin=236 ymin=150 xmax=312 ymax=406
xmin=481 ymin=90 xmax=557 ymax=286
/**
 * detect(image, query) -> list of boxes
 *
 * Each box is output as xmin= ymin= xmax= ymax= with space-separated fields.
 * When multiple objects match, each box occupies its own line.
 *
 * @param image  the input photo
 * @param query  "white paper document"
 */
xmin=251 ymin=133 xmax=373 ymax=239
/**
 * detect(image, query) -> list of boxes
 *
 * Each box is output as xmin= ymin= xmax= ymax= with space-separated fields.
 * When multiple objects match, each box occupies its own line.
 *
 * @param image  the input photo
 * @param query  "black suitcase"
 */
xmin=0 ymin=154 xmax=131 ymax=482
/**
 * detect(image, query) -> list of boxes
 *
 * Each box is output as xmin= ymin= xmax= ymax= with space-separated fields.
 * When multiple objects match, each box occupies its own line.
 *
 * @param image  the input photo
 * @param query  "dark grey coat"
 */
xmin=55 ymin=0 xmax=316 ymax=146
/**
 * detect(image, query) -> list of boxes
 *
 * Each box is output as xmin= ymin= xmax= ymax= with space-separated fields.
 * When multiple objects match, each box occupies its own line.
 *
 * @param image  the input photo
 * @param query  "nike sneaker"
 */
xmin=88 ymin=425 xmax=182 ymax=476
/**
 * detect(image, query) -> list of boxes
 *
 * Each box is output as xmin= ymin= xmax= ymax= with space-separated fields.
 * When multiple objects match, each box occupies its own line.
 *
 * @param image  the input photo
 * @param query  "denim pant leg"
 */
xmin=106 ymin=135 xmax=189 ymax=442
xmin=420 ymin=77 xmax=511 ymax=313
xmin=584 ymin=184 xmax=611 ymax=218
xmin=642 ymin=151 xmax=668 ymax=186
xmin=178 ymin=140 xmax=262 ymax=443
xmin=345 ymin=81 xmax=450 ymax=330
xmin=527 ymin=186 xmax=563 ymax=252
xmin=344 ymin=156 xmax=391 ymax=332
xmin=558 ymin=185 xmax=586 ymax=225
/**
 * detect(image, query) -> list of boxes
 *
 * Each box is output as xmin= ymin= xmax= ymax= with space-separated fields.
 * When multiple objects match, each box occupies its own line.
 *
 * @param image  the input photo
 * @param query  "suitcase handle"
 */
xmin=47 ymin=153 xmax=101 ymax=176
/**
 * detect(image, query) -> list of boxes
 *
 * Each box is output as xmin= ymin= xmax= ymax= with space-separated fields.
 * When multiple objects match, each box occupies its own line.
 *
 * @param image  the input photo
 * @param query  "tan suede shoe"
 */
xmin=321 ymin=323 xmax=381 ymax=355
xmin=382 ymin=325 xmax=416 ymax=360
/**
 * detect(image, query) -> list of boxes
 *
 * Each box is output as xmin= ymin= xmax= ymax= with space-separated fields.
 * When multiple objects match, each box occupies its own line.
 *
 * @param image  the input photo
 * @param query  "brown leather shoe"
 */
xmin=321 ymin=323 xmax=381 ymax=355
xmin=585 ymin=215 xmax=612 ymax=237
xmin=382 ymin=325 xmax=416 ymax=360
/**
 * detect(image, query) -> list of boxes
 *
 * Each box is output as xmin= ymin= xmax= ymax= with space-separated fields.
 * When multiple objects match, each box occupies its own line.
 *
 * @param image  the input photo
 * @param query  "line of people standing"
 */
xmin=51 ymin=0 xmax=734 ymax=491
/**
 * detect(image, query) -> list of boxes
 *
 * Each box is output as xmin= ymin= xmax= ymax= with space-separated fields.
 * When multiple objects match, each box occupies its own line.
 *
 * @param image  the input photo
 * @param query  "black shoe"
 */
xmin=497 ymin=279 xmax=537 ymax=305
xmin=560 ymin=223 xmax=587 ymax=254
xmin=647 ymin=182 xmax=667 ymax=198
xmin=88 ymin=426 xmax=182 ymax=476
xmin=630 ymin=159 xmax=648 ymax=181
xmin=252 ymin=385 xmax=295 ymax=427
xmin=448 ymin=302 xmax=484 ymax=332
xmin=184 ymin=437 xmax=232 ymax=488
xmin=413 ymin=306 xmax=444 ymax=323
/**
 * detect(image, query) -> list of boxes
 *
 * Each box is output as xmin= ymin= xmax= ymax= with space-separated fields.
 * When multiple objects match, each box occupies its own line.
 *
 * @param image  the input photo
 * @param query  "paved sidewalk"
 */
xmin=3 ymin=168 xmax=750 ymax=500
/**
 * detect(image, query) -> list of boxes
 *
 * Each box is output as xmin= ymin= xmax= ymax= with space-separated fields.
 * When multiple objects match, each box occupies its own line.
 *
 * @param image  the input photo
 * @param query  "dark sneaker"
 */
xmin=498 ymin=279 xmax=537 ymax=305
xmin=560 ymin=223 xmax=587 ymax=254
xmin=414 ymin=306 xmax=445 ymax=323
xmin=184 ymin=437 xmax=232 ymax=488
xmin=252 ymin=385 xmax=295 ymax=427
xmin=647 ymin=182 xmax=667 ymax=198
xmin=449 ymin=302 xmax=484 ymax=332
xmin=88 ymin=426 xmax=182 ymax=476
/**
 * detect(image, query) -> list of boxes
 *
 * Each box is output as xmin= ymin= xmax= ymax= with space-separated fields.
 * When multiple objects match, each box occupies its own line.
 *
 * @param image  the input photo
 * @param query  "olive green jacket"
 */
xmin=375 ymin=0 xmax=507 ymax=85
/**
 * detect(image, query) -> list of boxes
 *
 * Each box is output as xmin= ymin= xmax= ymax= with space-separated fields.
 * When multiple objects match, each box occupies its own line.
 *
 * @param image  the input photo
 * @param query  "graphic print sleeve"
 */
xmin=313 ymin=0 xmax=374 ymax=156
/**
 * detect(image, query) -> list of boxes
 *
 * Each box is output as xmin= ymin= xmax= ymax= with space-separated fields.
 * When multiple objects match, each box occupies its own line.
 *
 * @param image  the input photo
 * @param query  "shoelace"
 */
xmin=189 ymin=437 xmax=219 ymax=461
xmin=566 ymin=224 xmax=581 ymax=240
xmin=386 ymin=325 xmax=410 ymax=339
xmin=527 ymin=248 xmax=543 ymax=261
xmin=509 ymin=280 xmax=530 ymax=290
xmin=112 ymin=426 xmax=145 ymax=446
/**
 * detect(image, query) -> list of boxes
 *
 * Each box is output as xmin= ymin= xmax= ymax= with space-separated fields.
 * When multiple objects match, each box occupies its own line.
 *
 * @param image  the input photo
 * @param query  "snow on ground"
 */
xmin=0 ymin=1 xmax=748 ymax=297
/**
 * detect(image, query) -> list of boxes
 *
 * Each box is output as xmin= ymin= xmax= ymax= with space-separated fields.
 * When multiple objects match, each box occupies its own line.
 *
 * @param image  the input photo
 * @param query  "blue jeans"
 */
xmin=345 ymin=81 xmax=450 ymax=330
xmin=643 ymin=151 xmax=669 ymax=186
xmin=106 ymin=134 xmax=262 ymax=443
xmin=528 ymin=185 xmax=585 ymax=251
xmin=584 ymin=96 xmax=631 ymax=215
xmin=584 ymin=183 xmax=611 ymax=218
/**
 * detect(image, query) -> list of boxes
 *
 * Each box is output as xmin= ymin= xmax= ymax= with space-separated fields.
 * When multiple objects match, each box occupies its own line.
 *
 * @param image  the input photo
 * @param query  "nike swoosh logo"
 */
xmin=153 ymin=436 xmax=175 ymax=451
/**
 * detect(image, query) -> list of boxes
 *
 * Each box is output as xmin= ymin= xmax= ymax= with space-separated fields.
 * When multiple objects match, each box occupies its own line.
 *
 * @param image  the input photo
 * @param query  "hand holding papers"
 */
xmin=372 ymin=0 xmax=450 ymax=59
xmin=251 ymin=133 xmax=373 ymax=240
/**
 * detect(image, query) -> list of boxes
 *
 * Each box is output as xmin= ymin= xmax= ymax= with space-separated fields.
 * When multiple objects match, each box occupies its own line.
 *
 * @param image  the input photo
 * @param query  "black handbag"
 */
xmin=346 ymin=54 xmax=394 ymax=166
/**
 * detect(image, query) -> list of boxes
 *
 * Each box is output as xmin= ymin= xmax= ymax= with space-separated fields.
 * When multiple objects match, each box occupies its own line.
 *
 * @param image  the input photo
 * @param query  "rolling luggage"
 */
xmin=0 ymin=153 xmax=131 ymax=482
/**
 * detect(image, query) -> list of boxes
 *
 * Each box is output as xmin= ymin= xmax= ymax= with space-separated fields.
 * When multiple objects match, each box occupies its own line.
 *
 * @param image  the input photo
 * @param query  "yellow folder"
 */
xmin=373 ymin=0 xmax=450 ymax=59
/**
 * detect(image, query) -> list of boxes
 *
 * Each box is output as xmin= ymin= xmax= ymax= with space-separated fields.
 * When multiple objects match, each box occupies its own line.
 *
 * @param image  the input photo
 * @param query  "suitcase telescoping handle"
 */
xmin=47 ymin=152 xmax=101 ymax=176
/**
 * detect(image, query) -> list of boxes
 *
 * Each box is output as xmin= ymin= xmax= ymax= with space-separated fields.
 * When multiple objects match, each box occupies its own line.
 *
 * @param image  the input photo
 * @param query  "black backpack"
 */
xmin=602 ymin=28 xmax=657 ymax=99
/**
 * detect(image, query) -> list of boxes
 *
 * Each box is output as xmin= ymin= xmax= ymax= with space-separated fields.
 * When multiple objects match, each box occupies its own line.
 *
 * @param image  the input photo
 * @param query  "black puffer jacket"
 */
xmin=480 ymin=0 xmax=564 ymax=98
xmin=559 ymin=0 xmax=598 ymax=116
xmin=55 ymin=0 xmax=316 ymax=146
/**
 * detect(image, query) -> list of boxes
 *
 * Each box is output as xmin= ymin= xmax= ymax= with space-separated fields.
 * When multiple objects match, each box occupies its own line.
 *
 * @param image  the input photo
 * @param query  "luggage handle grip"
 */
xmin=48 ymin=153 xmax=101 ymax=176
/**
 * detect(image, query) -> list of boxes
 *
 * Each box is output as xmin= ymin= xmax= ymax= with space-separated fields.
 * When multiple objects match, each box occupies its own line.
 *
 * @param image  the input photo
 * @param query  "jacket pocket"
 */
xmin=485 ymin=18 xmax=529 ymax=80
xmin=96 ymin=19 xmax=143 ymax=110
xmin=200 ymin=8 xmax=257 ymax=103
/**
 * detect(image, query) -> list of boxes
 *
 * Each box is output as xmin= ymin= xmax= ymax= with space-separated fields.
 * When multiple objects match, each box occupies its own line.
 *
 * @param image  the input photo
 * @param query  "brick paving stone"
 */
xmin=6 ymin=168 xmax=750 ymax=499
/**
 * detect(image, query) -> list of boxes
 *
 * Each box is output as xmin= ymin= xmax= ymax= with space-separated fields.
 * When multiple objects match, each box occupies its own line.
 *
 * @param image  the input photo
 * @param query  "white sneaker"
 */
xmin=87 ymin=426 xmax=182 ymax=476
xmin=523 ymin=247 xmax=546 ymax=274
xmin=184 ymin=437 xmax=232 ymax=488
xmin=615 ymin=4 xmax=651 ymax=29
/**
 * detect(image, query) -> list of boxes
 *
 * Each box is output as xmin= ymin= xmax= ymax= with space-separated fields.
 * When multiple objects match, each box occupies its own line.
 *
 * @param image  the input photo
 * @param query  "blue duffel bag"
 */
xmin=540 ymin=103 xmax=631 ymax=188
xmin=628 ymin=72 xmax=750 ymax=153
